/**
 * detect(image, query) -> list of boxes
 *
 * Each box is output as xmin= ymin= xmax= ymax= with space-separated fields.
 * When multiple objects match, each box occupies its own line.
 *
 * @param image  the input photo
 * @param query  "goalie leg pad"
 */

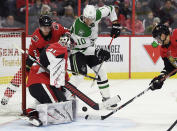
xmin=36 ymin=101 xmax=75 ymax=126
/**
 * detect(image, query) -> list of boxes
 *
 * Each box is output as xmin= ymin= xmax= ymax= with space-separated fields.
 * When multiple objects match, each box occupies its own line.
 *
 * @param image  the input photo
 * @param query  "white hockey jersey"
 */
xmin=70 ymin=5 xmax=117 ymax=54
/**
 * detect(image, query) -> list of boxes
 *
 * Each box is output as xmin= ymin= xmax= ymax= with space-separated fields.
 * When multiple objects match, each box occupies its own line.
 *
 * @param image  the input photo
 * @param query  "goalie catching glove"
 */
xmin=95 ymin=48 xmax=110 ymax=61
xmin=149 ymin=74 xmax=166 ymax=91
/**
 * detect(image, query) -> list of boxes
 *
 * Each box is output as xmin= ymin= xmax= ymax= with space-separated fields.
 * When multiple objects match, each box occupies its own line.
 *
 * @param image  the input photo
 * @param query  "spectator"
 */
xmin=51 ymin=9 xmax=60 ymax=23
xmin=49 ymin=0 xmax=64 ymax=16
xmin=0 ymin=1 xmax=9 ymax=18
xmin=160 ymin=0 xmax=176 ymax=17
xmin=144 ymin=17 xmax=160 ymax=34
xmin=0 ymin=16 xmax=4 ymax=28
xmin=41 ymin=4 xmax=51 ymax=15
xmin=124 ymin=14 xmax=144 ymax=34
xmin=119 ymin=0 xmax=132 ymax=19
xmin=28 ymin=0 xmax=43 ymax=34
xmin=81 ymin=0 xmax=89 ymax=14
xmin=99 ymin=17 xmax=112 ymax=34
xmin=136 ymin=1 xmax=150 ymax=21
xmin=59 ymin=5 xmax=75 ymax=29
xmin=1 ymin=15 xmax=22 ymax=28
xmin=171 ymin=12 xmax=177 ymax=29
xmin=16 ymin=0 xmax=27 ymax=24
xmin=144 ymin=11 xmax=154 ymax=29
xmin=114 ymin=3 xmax=126 ymax=26
xmin=160 ymin=15 xmax=174 ymax=27
xmin=62 ymin=0 xmax=77 ymax=16
xmin=148 ymin=0 xmax=163 ymax=17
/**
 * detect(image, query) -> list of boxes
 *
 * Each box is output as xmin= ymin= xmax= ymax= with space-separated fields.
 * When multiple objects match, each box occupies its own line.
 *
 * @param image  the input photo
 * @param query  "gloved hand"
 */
xmin=111 ymin=23 xmax=121 ymax=38
xmin=95 ymin=48 xmax=110 ymax=61
xmin=168 ymin=56 xmax=177 ymax=68
xmin=149 ymin=74 xmax=165 ymax=91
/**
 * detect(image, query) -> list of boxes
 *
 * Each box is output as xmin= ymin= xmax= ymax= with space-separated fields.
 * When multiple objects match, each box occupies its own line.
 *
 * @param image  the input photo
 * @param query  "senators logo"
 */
xmin=144 ymin=45 xmax=161 ymax=64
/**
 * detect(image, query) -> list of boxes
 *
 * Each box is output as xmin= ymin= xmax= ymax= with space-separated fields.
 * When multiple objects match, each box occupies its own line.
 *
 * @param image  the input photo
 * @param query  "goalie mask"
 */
xmin=59 ymin=34 xmax=71 ymax=49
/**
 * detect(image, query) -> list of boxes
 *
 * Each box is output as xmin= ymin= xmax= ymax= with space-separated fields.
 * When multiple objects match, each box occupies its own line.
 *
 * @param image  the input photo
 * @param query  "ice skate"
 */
xmin=1 ymin=96 xmax=9 ymax=105
xmin=102 ymin=95 xmax=121 ymax=110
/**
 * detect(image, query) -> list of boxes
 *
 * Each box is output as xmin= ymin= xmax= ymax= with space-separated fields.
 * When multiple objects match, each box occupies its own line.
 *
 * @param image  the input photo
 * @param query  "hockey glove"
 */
xmin=168 ymin=56 xmax=177 ymax=68
xmin=149 ymin=74 xmax=165 ymax=91
xmin=95 ymin=48 xmax=110 ymax=61
xmin=111 ymin=23 xmax=121 ymax=38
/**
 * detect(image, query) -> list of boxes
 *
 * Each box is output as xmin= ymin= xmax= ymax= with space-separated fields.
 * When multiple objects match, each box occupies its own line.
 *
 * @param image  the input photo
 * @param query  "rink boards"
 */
xmin=0 ymin=36 xmax=177 ymax=84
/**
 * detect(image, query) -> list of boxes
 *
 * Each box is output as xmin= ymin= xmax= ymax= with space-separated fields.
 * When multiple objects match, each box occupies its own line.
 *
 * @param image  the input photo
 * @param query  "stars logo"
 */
xmin=78 ymin=29 xmax=85 ymax=36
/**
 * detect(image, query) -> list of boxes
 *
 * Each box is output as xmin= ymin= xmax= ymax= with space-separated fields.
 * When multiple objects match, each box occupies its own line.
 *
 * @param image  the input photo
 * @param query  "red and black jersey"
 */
xmin=160 ymin=28 xmax=177 ymax=75
xmin=28 ymin=22 xmax=69 ymax=60
xmin=40 ymin=42 xmax=68 ymax=72
xmin=27 ymin=42 xmax=69 ymax=87
xmin=160 ymin=29 xmax=177 ymax=58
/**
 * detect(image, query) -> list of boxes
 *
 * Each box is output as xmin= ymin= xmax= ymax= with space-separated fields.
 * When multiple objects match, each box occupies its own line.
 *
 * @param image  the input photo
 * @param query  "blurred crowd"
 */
xmin=0 ymin=0 xmax=176 ymax=35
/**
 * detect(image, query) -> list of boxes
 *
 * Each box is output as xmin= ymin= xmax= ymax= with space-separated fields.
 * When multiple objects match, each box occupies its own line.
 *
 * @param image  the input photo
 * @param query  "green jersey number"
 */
xmin=77 ymin=38 xmax=86 ymax=45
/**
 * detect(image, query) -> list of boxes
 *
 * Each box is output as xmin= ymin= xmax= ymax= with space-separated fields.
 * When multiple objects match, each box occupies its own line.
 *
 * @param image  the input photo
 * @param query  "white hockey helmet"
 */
xmin=83 ymin=5 xmax=96 ymax=23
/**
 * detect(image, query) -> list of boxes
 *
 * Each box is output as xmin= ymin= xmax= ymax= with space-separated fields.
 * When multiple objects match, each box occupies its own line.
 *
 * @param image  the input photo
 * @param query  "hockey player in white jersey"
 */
xmin=69 ymin=5 xmax=121 ymax=110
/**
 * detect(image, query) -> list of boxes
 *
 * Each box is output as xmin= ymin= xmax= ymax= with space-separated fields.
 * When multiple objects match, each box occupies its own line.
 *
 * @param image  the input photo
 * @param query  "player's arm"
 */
xmin=26 ymin=35 xmax=40 ymax=72
xmin=97 ymin=5 xmax=117 ymax=22
xmin=97 ymin=5 xmax=121 ymax=38
xmin=150 ymin=57 xmax=176 ymax=91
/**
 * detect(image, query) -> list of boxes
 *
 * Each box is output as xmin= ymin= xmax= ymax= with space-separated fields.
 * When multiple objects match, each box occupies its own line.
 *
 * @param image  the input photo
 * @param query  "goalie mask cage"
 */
xmin=0 ymin=28 xmax=26 ymax=115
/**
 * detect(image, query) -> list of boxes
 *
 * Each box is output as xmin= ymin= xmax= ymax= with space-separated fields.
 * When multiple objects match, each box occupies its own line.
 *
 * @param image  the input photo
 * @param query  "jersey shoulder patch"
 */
xmin=52 ymin=23 xmax=59 ymax=30
xmin=32 ymin=35 xmax=39 ymax=42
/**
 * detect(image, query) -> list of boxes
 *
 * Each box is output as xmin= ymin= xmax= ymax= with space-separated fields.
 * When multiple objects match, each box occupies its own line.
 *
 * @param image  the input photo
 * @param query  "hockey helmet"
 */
xmin=39 ymin=15 xmax=52 ymax=27
xmin=83 ymin=5 xmax=96 ymax=22
xmin=152 ymin=24 xmax=170 ymax=38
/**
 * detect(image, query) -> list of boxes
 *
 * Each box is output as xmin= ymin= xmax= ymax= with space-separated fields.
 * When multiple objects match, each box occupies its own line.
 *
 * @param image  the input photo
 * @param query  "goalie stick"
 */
xmin=14 ymin=44 xmax=119 ymax=110
xmin=13 ymin=44 xmax=98 ymax=80
xmin=86 ymin=68 xmax=177 ymax=120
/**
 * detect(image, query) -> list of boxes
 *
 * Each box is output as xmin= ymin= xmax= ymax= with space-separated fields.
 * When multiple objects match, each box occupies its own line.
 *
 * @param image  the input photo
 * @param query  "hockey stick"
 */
xmin=67 ymin=69 xmax=99 ymax=80
xmin=86 ymin=68 xmax=177 ymax=119
xmin=167 ymin=119 xmax=177 ymax=131
xmin=13 ymin=44 xmax=98 ymax=80
xmin=65 ymin=81 xmax=120 ymax=110
xmin=90 ymin=36 xmax=115 ymax=88
xmin=13 ymin=44 xmax=118 ymax=110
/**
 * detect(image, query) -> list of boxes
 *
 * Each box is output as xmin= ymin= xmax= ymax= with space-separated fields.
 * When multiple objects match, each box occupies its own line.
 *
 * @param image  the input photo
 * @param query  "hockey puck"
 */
xmin=85 ymin=115 xmax=89 ymax=120
xmin=82 ymin=106 xmax=87 ymax=112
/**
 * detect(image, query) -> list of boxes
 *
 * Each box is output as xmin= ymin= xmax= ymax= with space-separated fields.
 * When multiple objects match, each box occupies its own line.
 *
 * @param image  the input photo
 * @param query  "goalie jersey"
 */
xmin=27 ymin=42 xmax=69 ymax=87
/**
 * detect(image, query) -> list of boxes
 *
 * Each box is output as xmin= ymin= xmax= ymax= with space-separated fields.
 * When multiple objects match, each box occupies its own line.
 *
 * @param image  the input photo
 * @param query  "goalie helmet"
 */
xmin=152 ymin=24 xmax=170 ymax=38
xmin=39 ymin=15 xmax=52 ymax=27
xmin=83 ymin=5 xmax=96 ymax=22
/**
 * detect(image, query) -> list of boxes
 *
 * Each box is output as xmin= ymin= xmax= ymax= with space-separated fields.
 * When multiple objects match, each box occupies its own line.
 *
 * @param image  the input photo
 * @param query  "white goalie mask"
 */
xmin=83 ymin=5 xmax=96 ymax=24
xmin=58 ymin=34 xmax=70 ymax=48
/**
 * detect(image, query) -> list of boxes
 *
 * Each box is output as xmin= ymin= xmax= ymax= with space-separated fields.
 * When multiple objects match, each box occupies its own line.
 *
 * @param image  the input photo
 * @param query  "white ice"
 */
xmin=0 ymin=79 xmax=177 ymax=131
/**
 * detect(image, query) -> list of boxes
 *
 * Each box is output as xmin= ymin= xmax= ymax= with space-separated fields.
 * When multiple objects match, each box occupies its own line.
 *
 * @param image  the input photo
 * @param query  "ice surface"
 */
xmin=0 ymin=79 xmax=177 ymax=131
